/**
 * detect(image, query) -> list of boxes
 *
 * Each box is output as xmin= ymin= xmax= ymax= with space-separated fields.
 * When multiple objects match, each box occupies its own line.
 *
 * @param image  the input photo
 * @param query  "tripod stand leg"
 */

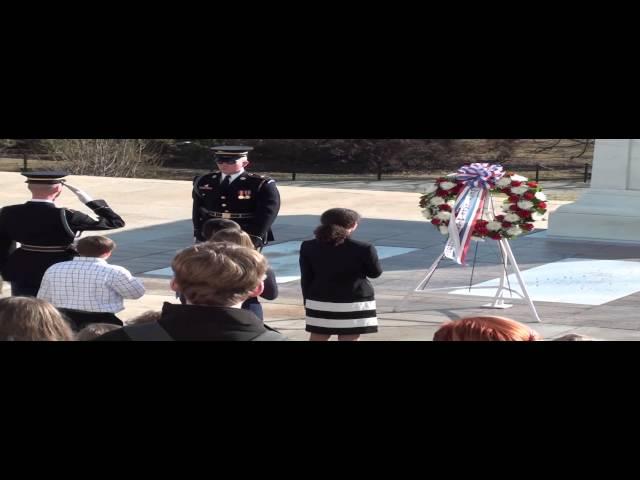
xmin=485 ymin=240 xmax=512 ymax=309
xmin=502 ymin=239 xmax=541 ymax=323
xmin=415 ymin=252 xmax=445 ymax=292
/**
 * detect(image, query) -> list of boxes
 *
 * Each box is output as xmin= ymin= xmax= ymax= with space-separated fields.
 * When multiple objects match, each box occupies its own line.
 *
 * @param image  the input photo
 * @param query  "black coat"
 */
xmin=299 ymin=238 xmax=383 ymax=303
xmin=0 ymin=200 xmax=125 ymax=288
xmin=192 ymin=171 xmax=280 ymax=243
xmin=96 ymin=302 xmax=288 ymax=341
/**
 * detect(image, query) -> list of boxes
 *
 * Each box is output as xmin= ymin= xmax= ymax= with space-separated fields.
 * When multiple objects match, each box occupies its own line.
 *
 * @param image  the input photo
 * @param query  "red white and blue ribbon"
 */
xmin=455 ymin=163 xmax=504 ymax=189
xmin=444 ymin=163 xmax=504 ymax=264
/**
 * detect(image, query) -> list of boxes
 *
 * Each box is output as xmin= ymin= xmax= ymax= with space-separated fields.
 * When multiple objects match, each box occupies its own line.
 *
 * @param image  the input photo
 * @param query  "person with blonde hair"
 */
xmin=97 ymin=242 xmax=287 ymax=341
xmin=127 ymin=310 xmax=162 ymax=326
xmin=208 ymin=229 xmax=279 ymax=320
xmin=209 ymin=228 xmax=255 ymax=249
xmin=75 ymin=323 xmax=121 ymax=341
xmin=0 ymin=297 xmax=73 ymax=341
xmin=433 ymin=316 xmax=541 ymax=341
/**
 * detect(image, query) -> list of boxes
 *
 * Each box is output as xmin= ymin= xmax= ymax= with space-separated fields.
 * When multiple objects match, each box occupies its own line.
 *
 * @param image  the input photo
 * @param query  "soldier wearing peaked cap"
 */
xmin=192 ymin=146 xmax=281 ymax=248
xmin=0 ymin=171 xmax=125 ymax=297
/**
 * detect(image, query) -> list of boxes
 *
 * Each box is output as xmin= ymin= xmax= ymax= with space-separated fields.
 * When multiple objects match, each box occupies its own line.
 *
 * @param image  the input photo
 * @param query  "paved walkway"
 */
xmin=2 ymin=172 xmax=638 ymax=341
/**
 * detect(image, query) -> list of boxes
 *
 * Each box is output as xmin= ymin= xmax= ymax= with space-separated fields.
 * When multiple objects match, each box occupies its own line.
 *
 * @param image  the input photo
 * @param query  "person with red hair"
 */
xmin=433 ymin=316 xmax=541 ymax=341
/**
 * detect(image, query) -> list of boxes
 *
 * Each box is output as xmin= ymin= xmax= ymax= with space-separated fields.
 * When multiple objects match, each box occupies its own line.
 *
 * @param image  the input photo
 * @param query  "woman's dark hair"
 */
xmin=314 ymin=208 xmax=361 ymax=246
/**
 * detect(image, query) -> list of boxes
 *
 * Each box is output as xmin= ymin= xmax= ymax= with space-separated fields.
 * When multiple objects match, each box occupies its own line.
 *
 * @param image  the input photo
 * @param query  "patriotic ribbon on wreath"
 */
xmin=444 ymin=163 xmax=505 ymax=264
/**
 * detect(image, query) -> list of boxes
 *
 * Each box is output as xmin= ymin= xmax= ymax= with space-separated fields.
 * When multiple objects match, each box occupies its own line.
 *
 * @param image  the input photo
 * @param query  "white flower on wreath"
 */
xmin=496 ymin=177 xmax=512 ymax=188
xmin=422 ymin=209 xmax=433 ymax=220
xmin=506 ymin=226 xmax=522 ymax=237
xmin=447 ymin=199 xmax=456 ymax=206
xmin=430 ymin=196 xmax=445 ymax=206
xmin=436 ymin=211 xmax=451 ymax=221
xmin=425 ymin=183 xmax=438 ymax=195
xmin=439 ymin=181 xmax=457 ymax=191
xmin=517 ymin=200 xmax=534 ymax=210
xmin=487 ymin=221 xmax=503 ymax=232
xmin=532 ymin=211 xmax=545 ymax=221
xmin=439 ymin=225 xmax=450 ymax=235
xmin=535 ymin=191 xmax=547 ymax=201
xmin=511 ymin=186 xmax=530 ymax=195
xmin=504 ymin=213 xmax=521 ymax=223
xmin=510 ymin=174 xmax=528 ymax=182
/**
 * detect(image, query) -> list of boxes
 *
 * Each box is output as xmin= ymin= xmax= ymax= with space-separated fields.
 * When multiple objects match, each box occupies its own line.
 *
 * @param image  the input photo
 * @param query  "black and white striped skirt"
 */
xmin=304 ymin=299 xmax=378 ymax=335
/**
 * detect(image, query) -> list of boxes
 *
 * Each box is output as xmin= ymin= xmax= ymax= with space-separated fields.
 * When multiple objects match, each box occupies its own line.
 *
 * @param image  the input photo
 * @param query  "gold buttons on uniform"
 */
xmin=222 ymin=204 xmax=227 ymax=207
xmin=221 ymin=196 xmax=226 ymax=199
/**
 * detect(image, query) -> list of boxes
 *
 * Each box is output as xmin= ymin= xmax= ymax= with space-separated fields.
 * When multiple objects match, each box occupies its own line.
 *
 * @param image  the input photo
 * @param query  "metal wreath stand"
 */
xmin=411 ymin=167 xmax=542 ymax=323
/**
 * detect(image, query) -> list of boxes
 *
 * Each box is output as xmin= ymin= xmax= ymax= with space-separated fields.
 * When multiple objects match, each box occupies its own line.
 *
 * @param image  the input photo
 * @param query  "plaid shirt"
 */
xmin=38 ymin=257 xmax=145 ymax=313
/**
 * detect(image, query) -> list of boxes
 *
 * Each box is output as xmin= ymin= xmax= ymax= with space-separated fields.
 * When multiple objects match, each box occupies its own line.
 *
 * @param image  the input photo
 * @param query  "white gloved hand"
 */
xmin=63 ymin=183 xmax=94 ymax=204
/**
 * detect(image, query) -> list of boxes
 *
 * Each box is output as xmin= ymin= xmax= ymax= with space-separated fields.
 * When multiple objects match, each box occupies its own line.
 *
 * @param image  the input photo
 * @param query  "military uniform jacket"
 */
xmin=0 ymin=200 xmax=125 ymax=288
xmin=192 ymin=171 xmax=281 ymax=242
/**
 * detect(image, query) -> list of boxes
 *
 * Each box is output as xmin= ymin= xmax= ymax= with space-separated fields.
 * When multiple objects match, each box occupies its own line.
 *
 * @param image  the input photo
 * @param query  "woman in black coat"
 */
xmin=299 ymin=208 xmax=382 ymax=341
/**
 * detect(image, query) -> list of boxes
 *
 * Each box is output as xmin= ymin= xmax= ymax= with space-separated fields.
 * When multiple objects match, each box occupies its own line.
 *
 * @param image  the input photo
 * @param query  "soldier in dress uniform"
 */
xmin=0 ymin=171 xmax=125 ymax=297
xmin=192 ymin=146 xmax=281 ymax=248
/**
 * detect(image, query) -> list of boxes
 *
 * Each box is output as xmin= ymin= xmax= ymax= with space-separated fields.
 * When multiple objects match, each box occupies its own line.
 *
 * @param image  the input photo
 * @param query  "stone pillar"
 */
xmin=548 ymin=139 xmax=640 ymax=243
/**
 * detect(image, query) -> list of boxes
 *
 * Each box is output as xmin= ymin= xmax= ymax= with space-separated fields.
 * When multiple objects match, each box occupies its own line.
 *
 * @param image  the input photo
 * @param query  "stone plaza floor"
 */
xmin=2 ymin=172 xmax=639 ymax=340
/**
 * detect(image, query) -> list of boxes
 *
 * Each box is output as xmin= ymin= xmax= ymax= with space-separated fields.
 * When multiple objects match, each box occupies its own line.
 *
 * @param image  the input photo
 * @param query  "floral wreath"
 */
xmin=419 ymin=166 xmax=548 ymax=242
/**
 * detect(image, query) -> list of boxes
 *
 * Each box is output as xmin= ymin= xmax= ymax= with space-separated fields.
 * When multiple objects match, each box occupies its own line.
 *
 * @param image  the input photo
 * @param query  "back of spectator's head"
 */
xmin=171 ymin=242 xmax=267 ymax=307
xmin=128 ymin=310 xmax=162 ymax=326
xmin=75 ymin=323 xmax=121 ymax=341
xmin=202 ymin=218 xmax=241 ymax=241
xmin=315 ymin=208 xmax=361 ymax=246
xmin=433 ymin=316 xmax=541 ymax=342
xmin=0 ymin=297 xmax=74 ymax=341
xmin=76 ymin=236 xmax=116 ymax=258
xmin=208 ymin=229 xmax=255 ymax=249
xmin=553 ymin=333 xmax=594 ymax=341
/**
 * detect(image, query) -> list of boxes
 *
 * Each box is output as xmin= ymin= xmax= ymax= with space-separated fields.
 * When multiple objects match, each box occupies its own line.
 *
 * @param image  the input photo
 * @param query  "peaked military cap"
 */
xmin=212 ymin=145 xmax=254 ymax=163
xmin=21 ymin=171 xmax=69 ymax=184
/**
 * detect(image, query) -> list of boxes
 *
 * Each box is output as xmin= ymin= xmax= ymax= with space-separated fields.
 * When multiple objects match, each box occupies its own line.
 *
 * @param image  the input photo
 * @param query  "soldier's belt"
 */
xmin=203 ymin=211 xmax=255 ymax=220
xmin=19 ymin=243 xmax=72 ymax=253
